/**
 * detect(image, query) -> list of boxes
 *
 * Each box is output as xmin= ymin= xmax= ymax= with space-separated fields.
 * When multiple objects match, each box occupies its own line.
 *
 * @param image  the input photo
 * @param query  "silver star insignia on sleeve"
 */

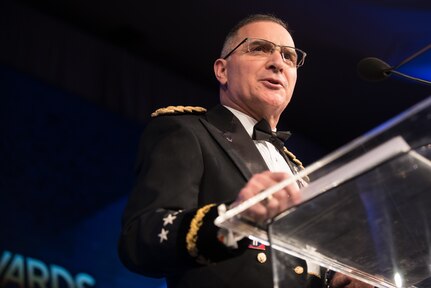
xmin=158 ymin=228 xmax=169 ymax=243
xmin=162 ymin=213 xmax=177 ymax=226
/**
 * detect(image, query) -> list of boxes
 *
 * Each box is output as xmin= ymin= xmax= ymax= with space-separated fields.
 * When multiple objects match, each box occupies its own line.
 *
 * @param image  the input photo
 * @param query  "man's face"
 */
xmin=217 ymin=21 xmax=298 ymax=122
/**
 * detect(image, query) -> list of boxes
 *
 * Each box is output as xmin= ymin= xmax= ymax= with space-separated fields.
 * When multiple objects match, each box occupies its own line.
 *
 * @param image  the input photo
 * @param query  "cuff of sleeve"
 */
xmin=216 ymin=204 xmax=246 ymax=249
xmin=306 ymin=272 xmax=324 ymax=288
xmin=324 ymin=269 xmax=335 ymax=288
xmin=180 ymin=203 xmax=248 ymax=265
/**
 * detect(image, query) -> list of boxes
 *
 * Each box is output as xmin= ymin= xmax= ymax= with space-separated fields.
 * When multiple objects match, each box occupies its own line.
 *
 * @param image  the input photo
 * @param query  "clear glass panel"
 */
xmin=215 ymin=96 xmax=431 ymax=288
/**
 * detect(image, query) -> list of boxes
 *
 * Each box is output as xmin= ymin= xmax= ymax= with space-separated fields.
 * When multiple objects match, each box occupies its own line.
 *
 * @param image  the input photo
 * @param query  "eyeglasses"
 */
xmin=222 ymin=38 xmax=307 ymax=68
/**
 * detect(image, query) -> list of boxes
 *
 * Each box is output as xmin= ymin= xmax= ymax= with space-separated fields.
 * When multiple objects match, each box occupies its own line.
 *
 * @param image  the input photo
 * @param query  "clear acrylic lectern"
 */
xmin=215 ymin=96 xmax=431 ymax=288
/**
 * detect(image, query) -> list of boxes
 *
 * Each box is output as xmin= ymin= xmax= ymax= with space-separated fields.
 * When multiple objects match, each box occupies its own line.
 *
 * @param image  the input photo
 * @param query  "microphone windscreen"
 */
xmin=357 ymin=57 xmax=392 ymax=82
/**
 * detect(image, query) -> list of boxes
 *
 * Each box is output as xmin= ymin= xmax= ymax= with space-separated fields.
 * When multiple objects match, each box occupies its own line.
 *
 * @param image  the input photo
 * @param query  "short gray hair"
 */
xmin=220 ymin=14 xmax=290 ymax=57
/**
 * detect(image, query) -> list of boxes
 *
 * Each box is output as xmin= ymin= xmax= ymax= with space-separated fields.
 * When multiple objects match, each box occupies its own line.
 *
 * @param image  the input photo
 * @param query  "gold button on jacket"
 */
xmin=294 ymin=266 xmax=304 ymax=275
xmin=257 ymin=252 xmax=267 ymax=263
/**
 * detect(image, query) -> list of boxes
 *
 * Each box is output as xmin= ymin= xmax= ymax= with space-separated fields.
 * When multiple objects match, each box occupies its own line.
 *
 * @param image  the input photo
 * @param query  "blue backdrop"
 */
xmin=0 ymin=65 xmax=166 ymax=288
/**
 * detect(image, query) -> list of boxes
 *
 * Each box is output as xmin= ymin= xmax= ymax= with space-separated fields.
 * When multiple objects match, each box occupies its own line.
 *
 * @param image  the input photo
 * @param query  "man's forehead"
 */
xmin=237 ymin=21 xmax=293 ymax=45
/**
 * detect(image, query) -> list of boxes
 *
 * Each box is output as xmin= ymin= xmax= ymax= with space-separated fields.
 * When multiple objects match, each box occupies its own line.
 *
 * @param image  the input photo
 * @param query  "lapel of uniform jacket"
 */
xmin=200 ymin=105 xmax=269 ymax=180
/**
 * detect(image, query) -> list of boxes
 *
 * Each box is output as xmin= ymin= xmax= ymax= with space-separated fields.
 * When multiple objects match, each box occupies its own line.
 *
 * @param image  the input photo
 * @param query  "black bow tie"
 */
xmin=252 ymin=119 xmax=291 ymax=150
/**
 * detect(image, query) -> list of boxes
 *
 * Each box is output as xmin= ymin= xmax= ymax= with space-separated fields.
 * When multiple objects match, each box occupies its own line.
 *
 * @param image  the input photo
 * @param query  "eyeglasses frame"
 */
xmin=222 ymin=37 xmax=307 ymax=68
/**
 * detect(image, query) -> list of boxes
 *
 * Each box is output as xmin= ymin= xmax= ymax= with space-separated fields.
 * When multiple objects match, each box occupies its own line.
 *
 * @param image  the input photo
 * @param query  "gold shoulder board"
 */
xmin=151 ymin=106 xmax=207 ymax=117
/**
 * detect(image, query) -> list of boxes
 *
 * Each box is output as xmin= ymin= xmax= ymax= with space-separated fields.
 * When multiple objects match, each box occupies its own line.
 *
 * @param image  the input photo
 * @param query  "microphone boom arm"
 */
xmin=389 ymin=69 xmax=431 ymax=86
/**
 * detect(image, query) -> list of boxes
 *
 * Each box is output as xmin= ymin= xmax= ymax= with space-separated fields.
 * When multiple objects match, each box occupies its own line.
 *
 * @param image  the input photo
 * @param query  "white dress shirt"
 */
xmin=224 ymin=106 xmax=294 ymax=175
xmin=223 ymin=106 xmax=321 ymax=276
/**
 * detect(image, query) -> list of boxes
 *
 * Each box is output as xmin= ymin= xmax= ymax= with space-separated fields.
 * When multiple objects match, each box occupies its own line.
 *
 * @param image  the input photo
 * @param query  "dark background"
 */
xmin=1 ymin=0 xmax=430 ymax=287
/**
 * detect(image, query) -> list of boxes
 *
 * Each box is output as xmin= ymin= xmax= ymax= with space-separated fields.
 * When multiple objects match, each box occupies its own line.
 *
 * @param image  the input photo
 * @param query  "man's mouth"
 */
xmin=262 ymin=78 xmax=284 ymax=88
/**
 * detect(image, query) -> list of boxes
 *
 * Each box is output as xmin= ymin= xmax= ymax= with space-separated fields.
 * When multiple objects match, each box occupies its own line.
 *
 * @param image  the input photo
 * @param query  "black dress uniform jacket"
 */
xmin=118 ymin=105 xmax=323 ymax=288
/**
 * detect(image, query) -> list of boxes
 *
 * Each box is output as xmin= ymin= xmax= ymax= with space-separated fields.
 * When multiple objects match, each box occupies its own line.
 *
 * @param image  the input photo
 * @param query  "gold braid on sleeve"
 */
xmin=186 ymin=203 xmax=216 ymax=258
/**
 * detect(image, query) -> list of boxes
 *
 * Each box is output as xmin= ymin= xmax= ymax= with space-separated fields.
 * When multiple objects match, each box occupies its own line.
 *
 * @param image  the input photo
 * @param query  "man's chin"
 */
xmin=262 ymin=95 xmax=290 ymax=110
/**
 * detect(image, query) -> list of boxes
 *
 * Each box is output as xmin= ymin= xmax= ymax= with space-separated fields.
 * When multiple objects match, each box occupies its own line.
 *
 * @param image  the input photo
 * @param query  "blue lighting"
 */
xmin=396 ymin=45 xmax=431 ymax=82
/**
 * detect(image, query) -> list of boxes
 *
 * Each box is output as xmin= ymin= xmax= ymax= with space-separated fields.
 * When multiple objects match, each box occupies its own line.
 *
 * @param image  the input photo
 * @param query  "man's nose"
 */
xmin=267 ymin=48 xmax=285 ymax=72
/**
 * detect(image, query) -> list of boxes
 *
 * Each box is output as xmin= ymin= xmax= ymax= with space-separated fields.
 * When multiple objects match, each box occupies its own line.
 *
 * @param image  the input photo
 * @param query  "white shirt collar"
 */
xmin=223 ymin=106 xmax=279 ymax=137
xmin=223 ymin=106 xmax=257 ymax=138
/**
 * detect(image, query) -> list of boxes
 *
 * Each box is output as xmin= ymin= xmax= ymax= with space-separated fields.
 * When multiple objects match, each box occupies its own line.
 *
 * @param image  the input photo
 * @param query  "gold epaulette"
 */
xmin=151 ymin=106 xmax=207 ymax=117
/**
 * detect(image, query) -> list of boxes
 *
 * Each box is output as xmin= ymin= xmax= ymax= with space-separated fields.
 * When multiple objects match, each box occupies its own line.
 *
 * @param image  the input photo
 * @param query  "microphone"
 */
xmin=357 ymin=44 xmax=431 ymax=86
xmin=357 ymin=57 xmax=392 ymax=82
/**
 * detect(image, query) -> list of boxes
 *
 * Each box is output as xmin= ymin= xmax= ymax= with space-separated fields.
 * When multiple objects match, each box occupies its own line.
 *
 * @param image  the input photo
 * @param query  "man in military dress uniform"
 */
xmin=118 ymin=14 xmax=372 ymax=288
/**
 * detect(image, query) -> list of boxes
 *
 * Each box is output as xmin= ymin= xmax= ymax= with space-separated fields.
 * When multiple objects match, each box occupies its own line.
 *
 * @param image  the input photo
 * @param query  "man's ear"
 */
xmin=213 ymin=58 xmax=228 ymax=85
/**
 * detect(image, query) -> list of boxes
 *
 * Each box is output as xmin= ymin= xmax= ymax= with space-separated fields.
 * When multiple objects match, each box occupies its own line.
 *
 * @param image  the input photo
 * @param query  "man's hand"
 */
xmin=231 ymin=171 xmax=301 ymax=223
xmin=331 ymin=273 xmax=374 ymax=288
